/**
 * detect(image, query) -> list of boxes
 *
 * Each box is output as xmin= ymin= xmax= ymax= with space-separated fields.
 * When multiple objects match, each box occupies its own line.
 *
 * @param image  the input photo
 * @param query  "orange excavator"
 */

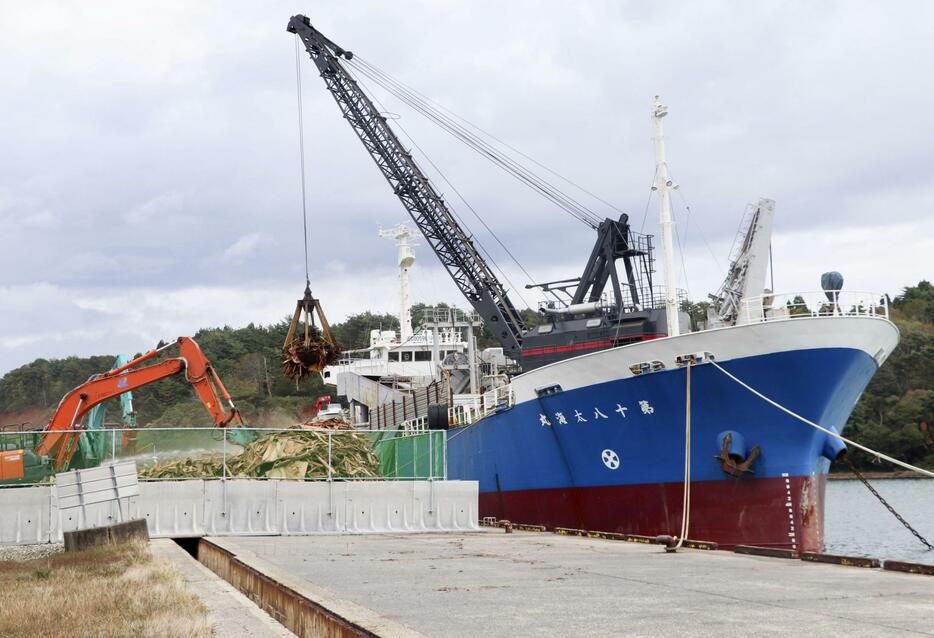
xmin=0 ymin=337 xmax=243 ymax=481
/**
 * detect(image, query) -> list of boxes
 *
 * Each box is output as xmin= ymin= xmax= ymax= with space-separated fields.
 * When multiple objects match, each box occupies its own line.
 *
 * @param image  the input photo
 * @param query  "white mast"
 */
xmin=379 ymin=224 xmax=421 ymax=341
xmin=652 ymin=96 xmax=680 ymax=337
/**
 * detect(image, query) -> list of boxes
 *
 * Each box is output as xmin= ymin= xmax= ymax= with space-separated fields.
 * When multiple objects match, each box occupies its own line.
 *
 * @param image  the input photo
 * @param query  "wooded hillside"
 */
xmin=1 ymin=283 xmax=931 ymax=471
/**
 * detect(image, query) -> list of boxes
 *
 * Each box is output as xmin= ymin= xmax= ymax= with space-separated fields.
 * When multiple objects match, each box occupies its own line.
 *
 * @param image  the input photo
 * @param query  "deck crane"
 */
xmin=0 ymin=337 xmax=244 ymax=481
xmin=288 ymin=15 xmax=675 ymax=370
xmin=288 ymin=15 xmax=526 ymax=361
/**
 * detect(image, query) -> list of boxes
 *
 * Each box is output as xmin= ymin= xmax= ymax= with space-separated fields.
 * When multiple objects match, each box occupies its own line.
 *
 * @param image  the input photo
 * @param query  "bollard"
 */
xmin=656 ymin=535 xmax=678 ymax=552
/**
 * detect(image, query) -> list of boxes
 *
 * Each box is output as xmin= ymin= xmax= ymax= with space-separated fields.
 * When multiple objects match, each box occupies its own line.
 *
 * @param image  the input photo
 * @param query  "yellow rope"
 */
xmin=674 ymin=362 xmax=692 ymax=549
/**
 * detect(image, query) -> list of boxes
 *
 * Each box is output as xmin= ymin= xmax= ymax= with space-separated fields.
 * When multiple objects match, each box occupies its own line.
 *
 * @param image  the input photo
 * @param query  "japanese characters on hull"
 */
xmin=538 ymin=399 xmax=654 ymax=427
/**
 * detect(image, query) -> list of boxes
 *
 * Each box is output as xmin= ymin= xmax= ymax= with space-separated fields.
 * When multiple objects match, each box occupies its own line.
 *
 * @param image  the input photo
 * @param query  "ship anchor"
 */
xmin=715 ymin=432 xmax=761 ymax=477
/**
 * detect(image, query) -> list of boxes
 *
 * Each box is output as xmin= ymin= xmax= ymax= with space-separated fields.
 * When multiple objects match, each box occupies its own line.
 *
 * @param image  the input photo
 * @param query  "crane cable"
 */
xmin=347 ymin=56 xmax=606 ymax=229
xmin=294 ymin=34 xmax=311 ymax=285
xmin=344 ymin=64 xmax=534 ymax=307
xmin=354 ymin=55 xmax=626 ymax=218
xmin=351 ymin=61 xmax=597 ymax=227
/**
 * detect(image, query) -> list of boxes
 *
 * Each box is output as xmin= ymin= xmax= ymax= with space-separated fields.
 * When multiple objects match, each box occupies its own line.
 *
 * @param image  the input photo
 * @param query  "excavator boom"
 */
xmin=36 ymin=337 xmax=242 ymax=471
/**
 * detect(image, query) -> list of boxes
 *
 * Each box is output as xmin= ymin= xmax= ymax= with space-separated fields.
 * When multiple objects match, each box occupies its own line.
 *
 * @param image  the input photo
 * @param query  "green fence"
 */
xmin=0 ymin=427 xmax=447 ymax=486
xmin=373 ymin=430 xmax=445 ymax=479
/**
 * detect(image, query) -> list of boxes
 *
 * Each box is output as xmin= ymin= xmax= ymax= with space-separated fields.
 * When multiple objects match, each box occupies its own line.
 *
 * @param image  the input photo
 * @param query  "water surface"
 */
xmin=824 ymin=478 xmax=934 ymax=565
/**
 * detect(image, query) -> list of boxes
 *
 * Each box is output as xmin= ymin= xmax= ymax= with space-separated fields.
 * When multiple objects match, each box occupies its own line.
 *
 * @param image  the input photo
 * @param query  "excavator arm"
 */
xmin=36 ymin=337 xmax=243 ymax=471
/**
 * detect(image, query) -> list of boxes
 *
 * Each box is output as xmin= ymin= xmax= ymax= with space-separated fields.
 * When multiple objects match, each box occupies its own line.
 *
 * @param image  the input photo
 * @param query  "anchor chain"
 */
xmin=841 ymin=456 xmax=933 ymax=551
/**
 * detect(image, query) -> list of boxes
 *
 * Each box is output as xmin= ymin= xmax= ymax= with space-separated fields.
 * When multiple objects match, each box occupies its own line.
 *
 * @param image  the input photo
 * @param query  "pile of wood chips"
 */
xmin=296 ymin=417 xmax=352 ymax=430
xmin=139 ymin=425 xmax=380 ymax=481
xmin=139 ymin=454 xmax=224 ymax=479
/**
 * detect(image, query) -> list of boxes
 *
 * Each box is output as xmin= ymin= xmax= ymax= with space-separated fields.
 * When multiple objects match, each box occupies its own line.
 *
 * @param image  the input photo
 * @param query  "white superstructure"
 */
xmin=378 ymin=224 xmax=421 ymax=341
xmin=321 ymin=228 xmax=487 ymax=427
xmin=652 ymin=96 xmax=681 ymax=337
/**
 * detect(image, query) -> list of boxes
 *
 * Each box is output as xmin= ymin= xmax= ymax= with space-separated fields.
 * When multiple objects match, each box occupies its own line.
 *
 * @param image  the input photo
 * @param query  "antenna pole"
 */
xmin=652 ymin=96 xmax=680 ymax=337
xmin=379 ymin=224 xmax=419 ymax=341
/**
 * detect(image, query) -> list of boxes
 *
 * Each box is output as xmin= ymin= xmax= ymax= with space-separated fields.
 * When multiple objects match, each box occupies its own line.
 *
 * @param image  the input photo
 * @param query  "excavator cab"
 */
xmin=0 ymin=431 xmax=49 ymax=483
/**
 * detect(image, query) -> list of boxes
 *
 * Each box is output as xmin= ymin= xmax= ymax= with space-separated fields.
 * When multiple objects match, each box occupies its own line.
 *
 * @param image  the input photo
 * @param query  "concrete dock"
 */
xmin=206 ymin=530 xmax=934 ymax=637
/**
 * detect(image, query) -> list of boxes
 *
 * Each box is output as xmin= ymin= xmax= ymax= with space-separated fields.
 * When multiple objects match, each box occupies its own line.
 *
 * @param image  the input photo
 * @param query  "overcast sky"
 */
xmin=1 ymin=1 xmax=932 ymax=375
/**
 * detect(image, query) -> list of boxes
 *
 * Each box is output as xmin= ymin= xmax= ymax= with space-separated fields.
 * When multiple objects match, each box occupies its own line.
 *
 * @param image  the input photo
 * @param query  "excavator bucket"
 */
xmin=282 ymin=284 xmax=341 ymax=381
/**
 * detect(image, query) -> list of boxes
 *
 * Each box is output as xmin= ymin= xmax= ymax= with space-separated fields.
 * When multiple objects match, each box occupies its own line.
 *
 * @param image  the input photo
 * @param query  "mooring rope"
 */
xmin=708 ymin=359 xmax=933 ymax=550
xmin=673 ymin=361 xmax=693 ymax=550
xmin=707 ymin=360 xmax=934 ymax=479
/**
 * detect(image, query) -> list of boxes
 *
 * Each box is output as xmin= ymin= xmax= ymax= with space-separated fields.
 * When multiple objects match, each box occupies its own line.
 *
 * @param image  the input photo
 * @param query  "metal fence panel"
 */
xmin=51 ymin=461 xmax=140 ymax=537
xmin=56 ymin=461 xmax=139 ymax=510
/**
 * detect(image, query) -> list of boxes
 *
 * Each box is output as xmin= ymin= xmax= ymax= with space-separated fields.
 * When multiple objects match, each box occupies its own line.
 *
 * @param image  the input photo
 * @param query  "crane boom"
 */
xmin=288 ymin=15 xmax=526 ymax=359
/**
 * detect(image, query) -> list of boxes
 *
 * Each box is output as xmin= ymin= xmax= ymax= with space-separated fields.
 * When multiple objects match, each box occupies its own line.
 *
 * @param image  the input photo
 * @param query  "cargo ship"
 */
xmin=295 ymin=15 xmax=899 ymax=551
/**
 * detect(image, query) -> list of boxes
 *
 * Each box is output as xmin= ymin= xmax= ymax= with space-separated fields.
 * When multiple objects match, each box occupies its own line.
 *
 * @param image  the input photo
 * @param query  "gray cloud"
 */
xmin=1 ymin=0 xmax=932 ymax=373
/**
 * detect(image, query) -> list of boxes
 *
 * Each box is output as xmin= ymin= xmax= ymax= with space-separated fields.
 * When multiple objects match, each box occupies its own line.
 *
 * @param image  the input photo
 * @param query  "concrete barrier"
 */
xmin=0 ymin=486 xmax=51 ymax=544
xmin=64 ymin=519 xmax=149 ymax=552
xmin=0 ymin=479 xmax=479 ymax=544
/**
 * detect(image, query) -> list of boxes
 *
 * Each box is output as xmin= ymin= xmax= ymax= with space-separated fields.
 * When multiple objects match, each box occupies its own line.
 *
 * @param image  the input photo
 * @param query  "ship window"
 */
xmin=537 ymin=324 xmax=553 ymax=334
xmin=389 ymin=352 xmax=400 ymax=361
xmin=586 ymin=318 xmax=603 ymax=328
xmin=401 ymin=352 xmax=413 ymax=362
xmin=414 ymin=351 xmax=431 ymax=361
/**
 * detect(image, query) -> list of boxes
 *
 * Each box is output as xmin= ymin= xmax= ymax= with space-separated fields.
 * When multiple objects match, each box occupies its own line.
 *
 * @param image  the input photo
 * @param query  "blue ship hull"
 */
xmin=445 ymin=316 xmax=898 ymax=550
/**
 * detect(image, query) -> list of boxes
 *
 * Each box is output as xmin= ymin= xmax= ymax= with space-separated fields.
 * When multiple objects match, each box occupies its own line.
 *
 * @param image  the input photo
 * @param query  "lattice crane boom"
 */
xmin=288 ymin=15 xmax=526 ymax=358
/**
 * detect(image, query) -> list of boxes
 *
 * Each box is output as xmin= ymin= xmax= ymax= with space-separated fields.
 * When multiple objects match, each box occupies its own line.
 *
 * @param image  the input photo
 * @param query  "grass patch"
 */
xmin=0 ymin=541 xmax=209 ymax=638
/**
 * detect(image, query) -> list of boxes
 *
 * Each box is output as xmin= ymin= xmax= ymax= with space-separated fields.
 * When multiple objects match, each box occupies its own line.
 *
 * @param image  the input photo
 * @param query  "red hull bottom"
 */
xmin=479 ymin=474 xmax=826 ymax=551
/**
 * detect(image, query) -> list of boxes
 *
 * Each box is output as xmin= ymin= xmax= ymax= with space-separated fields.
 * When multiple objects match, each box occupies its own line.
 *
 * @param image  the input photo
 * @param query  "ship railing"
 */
xmin=444 ymin=385 xmax=514 ymax=429
xmin=739 ymin=290 xmax=889 ymax=323
xmin=638 ymin=286 xmax=689 ymax=310
xmin=482 ymin=385 xmax=515 ymax=413
xmin=0 ymin=427 xmax=447 ymax=487
xmin=418 ymin=306 xmax=482 ymax=326
xmin=448 ymin=403 xmax=483 ymax=427
xmin=400 ymin=416 xmax=429 ymax=436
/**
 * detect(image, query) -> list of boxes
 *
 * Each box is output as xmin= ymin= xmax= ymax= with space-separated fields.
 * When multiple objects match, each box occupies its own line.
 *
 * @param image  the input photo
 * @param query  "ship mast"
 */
xmin=379 ymin=224 xmax=420 ymax=341
xmin=652 ymin=96 xmax=680 ymax=337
